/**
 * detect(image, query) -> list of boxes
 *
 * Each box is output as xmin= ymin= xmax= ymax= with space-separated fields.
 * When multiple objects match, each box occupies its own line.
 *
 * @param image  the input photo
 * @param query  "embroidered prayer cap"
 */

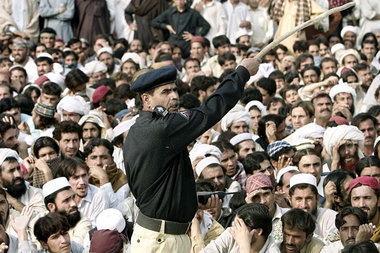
xmin=42 ymin=177 xmax=70 ymax=198
xmin=196 ymin=156 xmax=221 ymax=176
xmin=276 ymin=166 xmax=299 ymax=184
xmin=34 ymin=102 xmax=56 ymax=118
xmin=230 ymin=133 xmax=253 ymax=146
xmin=92 ymin=85 xmax=111 ymax=103
xmin=130 ymin=66 xmax=177 ymax=93
xmin=266 ymin=141 xmax=292 ymax=159
xmin=246 ymin=173 xmax=273 ymax=193
xmin=349 ymin=176 xmax=380 ymax=193
xmin=290 ymin=174 xmax=317 ymax=189
xmin=96 ymin=208 xmax=126 ymax=233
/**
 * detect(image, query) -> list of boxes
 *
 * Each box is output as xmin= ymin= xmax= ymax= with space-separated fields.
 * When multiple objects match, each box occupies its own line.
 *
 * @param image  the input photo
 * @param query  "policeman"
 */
xmin=124 ymin=58 xmax=260 ymax=252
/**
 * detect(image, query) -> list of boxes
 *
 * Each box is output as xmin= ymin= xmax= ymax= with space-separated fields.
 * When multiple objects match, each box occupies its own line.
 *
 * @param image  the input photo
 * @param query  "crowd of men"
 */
xmin=0 ymin=0 xmax=379 ymax=252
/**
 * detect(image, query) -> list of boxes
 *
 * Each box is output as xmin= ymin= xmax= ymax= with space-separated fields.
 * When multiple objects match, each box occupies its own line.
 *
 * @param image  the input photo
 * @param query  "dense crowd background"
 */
xmin=0 ymin=0 xmax=380 ymax=252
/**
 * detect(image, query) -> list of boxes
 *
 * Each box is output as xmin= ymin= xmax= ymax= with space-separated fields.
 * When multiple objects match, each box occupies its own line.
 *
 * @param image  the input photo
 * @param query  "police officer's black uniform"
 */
xmin=123 ymin=66 xmax=250 ymax=234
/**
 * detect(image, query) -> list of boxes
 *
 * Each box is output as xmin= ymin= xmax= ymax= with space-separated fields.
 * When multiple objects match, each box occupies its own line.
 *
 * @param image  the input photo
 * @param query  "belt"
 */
xmin=136 ymin=212 xmax=191 ymax=235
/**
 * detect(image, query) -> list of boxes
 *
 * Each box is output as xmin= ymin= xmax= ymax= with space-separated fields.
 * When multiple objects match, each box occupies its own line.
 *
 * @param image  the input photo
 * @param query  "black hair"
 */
xmin=212 ymin=35 xmax=230 ymax=49
xmin=64 ymin=69 xmax=89 ymax=91
xmin=289 ymin=183 xmax=318 ymax=198
xmin=242 ymin=153 xmax=261 ymax=175
xmin=293 ymin=40 xmax=309 ymax=53
xmin=33 ymin=136 xmax=60 ymax=158
xmin=295 ymin=53 xmax=313 ymax=70
xmin=301 ymin=65 xmax=321 ymax=78
xmin=24 ymin=86 xmax=41 ymax=100
xmin=269 ymin=70 xmax=285 ymax=80
xmin=335 ymin=206 xmax=368 ymax=230
xmin=320 ymin=57 xmax=338 ymax=69
xmin=57 ymin=157 xmax=89 ymax=179
xmin=256 ymin=78 xmax=276 ymax=96
xmin=53 ymin=121 xmax=82 ymax=141
xmin=41 ymin=82 xmax=62 ymax=96
xmin=353 ymin=62 xmax=370 ymax=73
xmin=179 ymin=93 xmax=200 ymax=109
xmin=323 ymin=170 xmax=356 ymax=200
xmin=229 ymin=190 xmax=246 ymax=211
xmin=236 ymin=203 xmax=272 ymax=239
xmin=355 ymin=156 xmax=380 ymax=177
xmin=211 ymin=140 xmax=235 ymax=154
xmin=342 ymin=240 xmax=378 ymax=253
xmin=34 ymin=213 xmax=70 ymax=243
xmin=218 ymin=52 xmax=236 ymax=66
xmin=44 ymin=186 xmax=71 ymax=209
xmin=257 ymin=114 xmax=284 ymax=140
xmin=0 ymin=97 xmax=19 ymax=113
xmin=14 ymin=94 xmax=34 ymax=115
xmin=281 ymin=208 xmax=315 ymax=236
xmin=240 ymin=88 xmax=262 ymax=105
xmin=352 ymin=113 xmax=378 ymax=129
xmin=83 ymin=138 xmax=114 ymax=158
xmin=284 ymin=70 xmax=300 ymax=84
xmin=190 ymin=76 xmax=217 ymax=98
xmin=105 ymin=98 xmax=128 ymax=116
xmin=280 ymin=85 xmax=299 ymax=100
xmin=216 ymin=131 xmax=237 ymax=143
xmin=114 ymin=83 xmax=136 ymax=100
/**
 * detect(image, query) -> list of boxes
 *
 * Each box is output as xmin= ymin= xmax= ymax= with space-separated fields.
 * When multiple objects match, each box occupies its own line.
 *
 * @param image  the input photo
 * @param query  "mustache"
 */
xmin=12 ymin=177 xmax=23 ymax=184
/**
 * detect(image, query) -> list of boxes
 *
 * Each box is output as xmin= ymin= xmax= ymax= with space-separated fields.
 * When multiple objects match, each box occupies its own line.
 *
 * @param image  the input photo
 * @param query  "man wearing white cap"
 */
xmin=38 ymin=177 xmax=92 ymax=246
xmin=341 ymin=26 xmax=359 ymax=46
xmin=11 ymin=39 xmax=38 ymax=83
xmin=0 ymin=149 xmax=45 ymax=214
xmin=97 ymin=47 xmax=120 ymax=77
xmin=35 ymin=53 xmax=54 ymax=77
xmin=329 ymin=83 xmax=356 ymax=119
xmin=221 ymin=105 xmax=251 ymax=134
xmin=84 ymin=61 xmax=107 ymax=86
xmin=289 ymin=174 xmax=338 ymax=244
xmin=57 ymin=95 xmax=91 ymax=123
xmin=276 ymin=166 xmax=299 ymax=206
xmin=230 ymin=133 xmax=255 ymax=160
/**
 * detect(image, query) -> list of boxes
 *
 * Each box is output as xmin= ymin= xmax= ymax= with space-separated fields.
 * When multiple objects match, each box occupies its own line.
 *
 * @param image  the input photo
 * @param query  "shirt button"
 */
xmin=137 ymin=239 xmax=140 ymax=243
xmin=157 ymin=238 xmax=161 ymax=242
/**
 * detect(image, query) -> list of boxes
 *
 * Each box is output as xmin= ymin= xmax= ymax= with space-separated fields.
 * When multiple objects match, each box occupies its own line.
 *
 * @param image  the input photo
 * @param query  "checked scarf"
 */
xmin=269 ymin=0 xmax=311 ymax=36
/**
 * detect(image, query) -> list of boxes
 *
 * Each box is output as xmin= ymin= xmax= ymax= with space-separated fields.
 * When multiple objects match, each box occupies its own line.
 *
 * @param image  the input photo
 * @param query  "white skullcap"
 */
xmin=84 ymin=61 xmax=107 ymax=75
xmin=189 ymin=144 xmax=222 ymax=163
xmin=221 ymin=104 xmax=252 ymax=132
xmin=9 ymin=64 xmax=26 ymax=72
xmin=340 ymin=26 xmax=359 ymax=38
xmin=323 ymin=125 xmax=364 ymax=157
xmin=230 ymin=133 xmax=253 ymax=146
xmin=196 ymin=156 xmax=220 ymax=176
xmin=290 ymin=173 xmax=317 ymax=189
xmin=331 ymin=43 xmax=345 ymax=55
xmin=97 ymin=47 xmax=113 ymax=57
xmin=42 ymin=177 xmax=70 ymax=198
xmin=248 ymin=63 xmax=275 ymax=84
xmin=232 ymin=28 xmax=252 ymax=44
xmin=112 ymin=116 xmax=138 ymax=138
xmin=338 ymin=49 xmax=361 ymax=66
xmin=245 ymin=100 xmax=267 ymax=116
xmin=37 ymin=52 xmax=53 ymax=61
xmin=277 ymin=166 xmax=299 ymax=184
xmin=329 ymin=83 xmax=356 ymax=102
xmin=121 ymin=52 xmax=144 ymax=69
xmin=96 ymin=208 xmax=126 ymax=233
xmin=45 ymin=72 xmax=65 ymax=90
xmin=78 ymin=110 xmax=105 ymax=129
xmin=0 ymin=148 xmax=21 ymax=166
xmin=57 ymin=95 xmax=91 ymax=120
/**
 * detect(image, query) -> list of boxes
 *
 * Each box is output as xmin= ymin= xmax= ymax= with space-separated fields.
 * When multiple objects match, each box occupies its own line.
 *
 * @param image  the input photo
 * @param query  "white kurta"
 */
xmin=222 ymin=1 xmax=252 ymax=42
xmin=358 ymin=0 xmax=380 ymax=48
xmin=248 ymin=6 xmax=274 ymax=46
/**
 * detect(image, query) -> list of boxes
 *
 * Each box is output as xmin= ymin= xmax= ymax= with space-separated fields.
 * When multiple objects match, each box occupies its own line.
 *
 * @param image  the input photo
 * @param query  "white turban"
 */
xmin=0 ymin=148 xmax=22 ymax=166
xmin=245 ymin=100 xmax=267 ymax=116
xmin=45 ymin=72 xmax=65 ymax=90
xmin=293 ymin=123 xmax=325 ymax=139
xmin=340 ymin=25 xmax=359 ymax=38
xmin=329 ymin=83 xmax=356 ymax=103
xmin=189 ymin=144 xmax=222 ymax=163
xmin=84 ymin=61 xmax=107 ymax=76
xmin=338 ymin=49 xmax=361 ymax=66
xmin=121 ymin=52 xmax=144 ymax=69
xmin=57 ymin=95 xmax=91 ymax=120
xmin=323 ymin=125 xmax=364 ymax=157
xmin=221 ymin=104 xmax=252 ymax=132
xmin=78 ymin=110 xmax=105 ymax=129
xmin=331 ymin=43 xmax=345 ymax=56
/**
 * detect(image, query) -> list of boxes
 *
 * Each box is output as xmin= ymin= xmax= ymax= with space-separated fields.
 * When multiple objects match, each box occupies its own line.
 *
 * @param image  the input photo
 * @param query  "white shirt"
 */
xmin=24 ymin=56 xmax=39 ymax=83
xmin=100 ymin=182 xmax=130 ymax=208
xmin=248 ymin=6 xmax=273 ymax=46
xmin=78 ymin=184 xmax=110 ymax=226
xmin=223 ymin=1 xmax=252 ymax=42
xmin=315 ymin=208 xmax=338 ymax=244
xmin=11 ymin=0 xmax=26 ymax=31
xmin=191 ymin=0 xmax=227 ymax=43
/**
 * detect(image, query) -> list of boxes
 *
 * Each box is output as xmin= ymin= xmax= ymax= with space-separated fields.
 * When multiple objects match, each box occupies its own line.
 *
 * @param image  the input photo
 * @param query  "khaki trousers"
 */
xmin=131 ymin=223 xmax=191 ymax=253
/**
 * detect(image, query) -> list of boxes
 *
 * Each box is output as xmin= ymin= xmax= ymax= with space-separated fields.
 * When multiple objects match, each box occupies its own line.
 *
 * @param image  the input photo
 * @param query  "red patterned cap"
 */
xmin=246 ymin=173 xmax=273 ymax=193
xmin=349 ymin=176 xmax=379 ymax=193
xmin=92 ymin=85 xmax=110 ymax=103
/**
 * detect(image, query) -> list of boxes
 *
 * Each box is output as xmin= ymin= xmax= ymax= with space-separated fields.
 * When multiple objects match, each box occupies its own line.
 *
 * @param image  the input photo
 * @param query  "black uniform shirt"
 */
xmin=124 ymin=66 xmax=250 ymax=223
